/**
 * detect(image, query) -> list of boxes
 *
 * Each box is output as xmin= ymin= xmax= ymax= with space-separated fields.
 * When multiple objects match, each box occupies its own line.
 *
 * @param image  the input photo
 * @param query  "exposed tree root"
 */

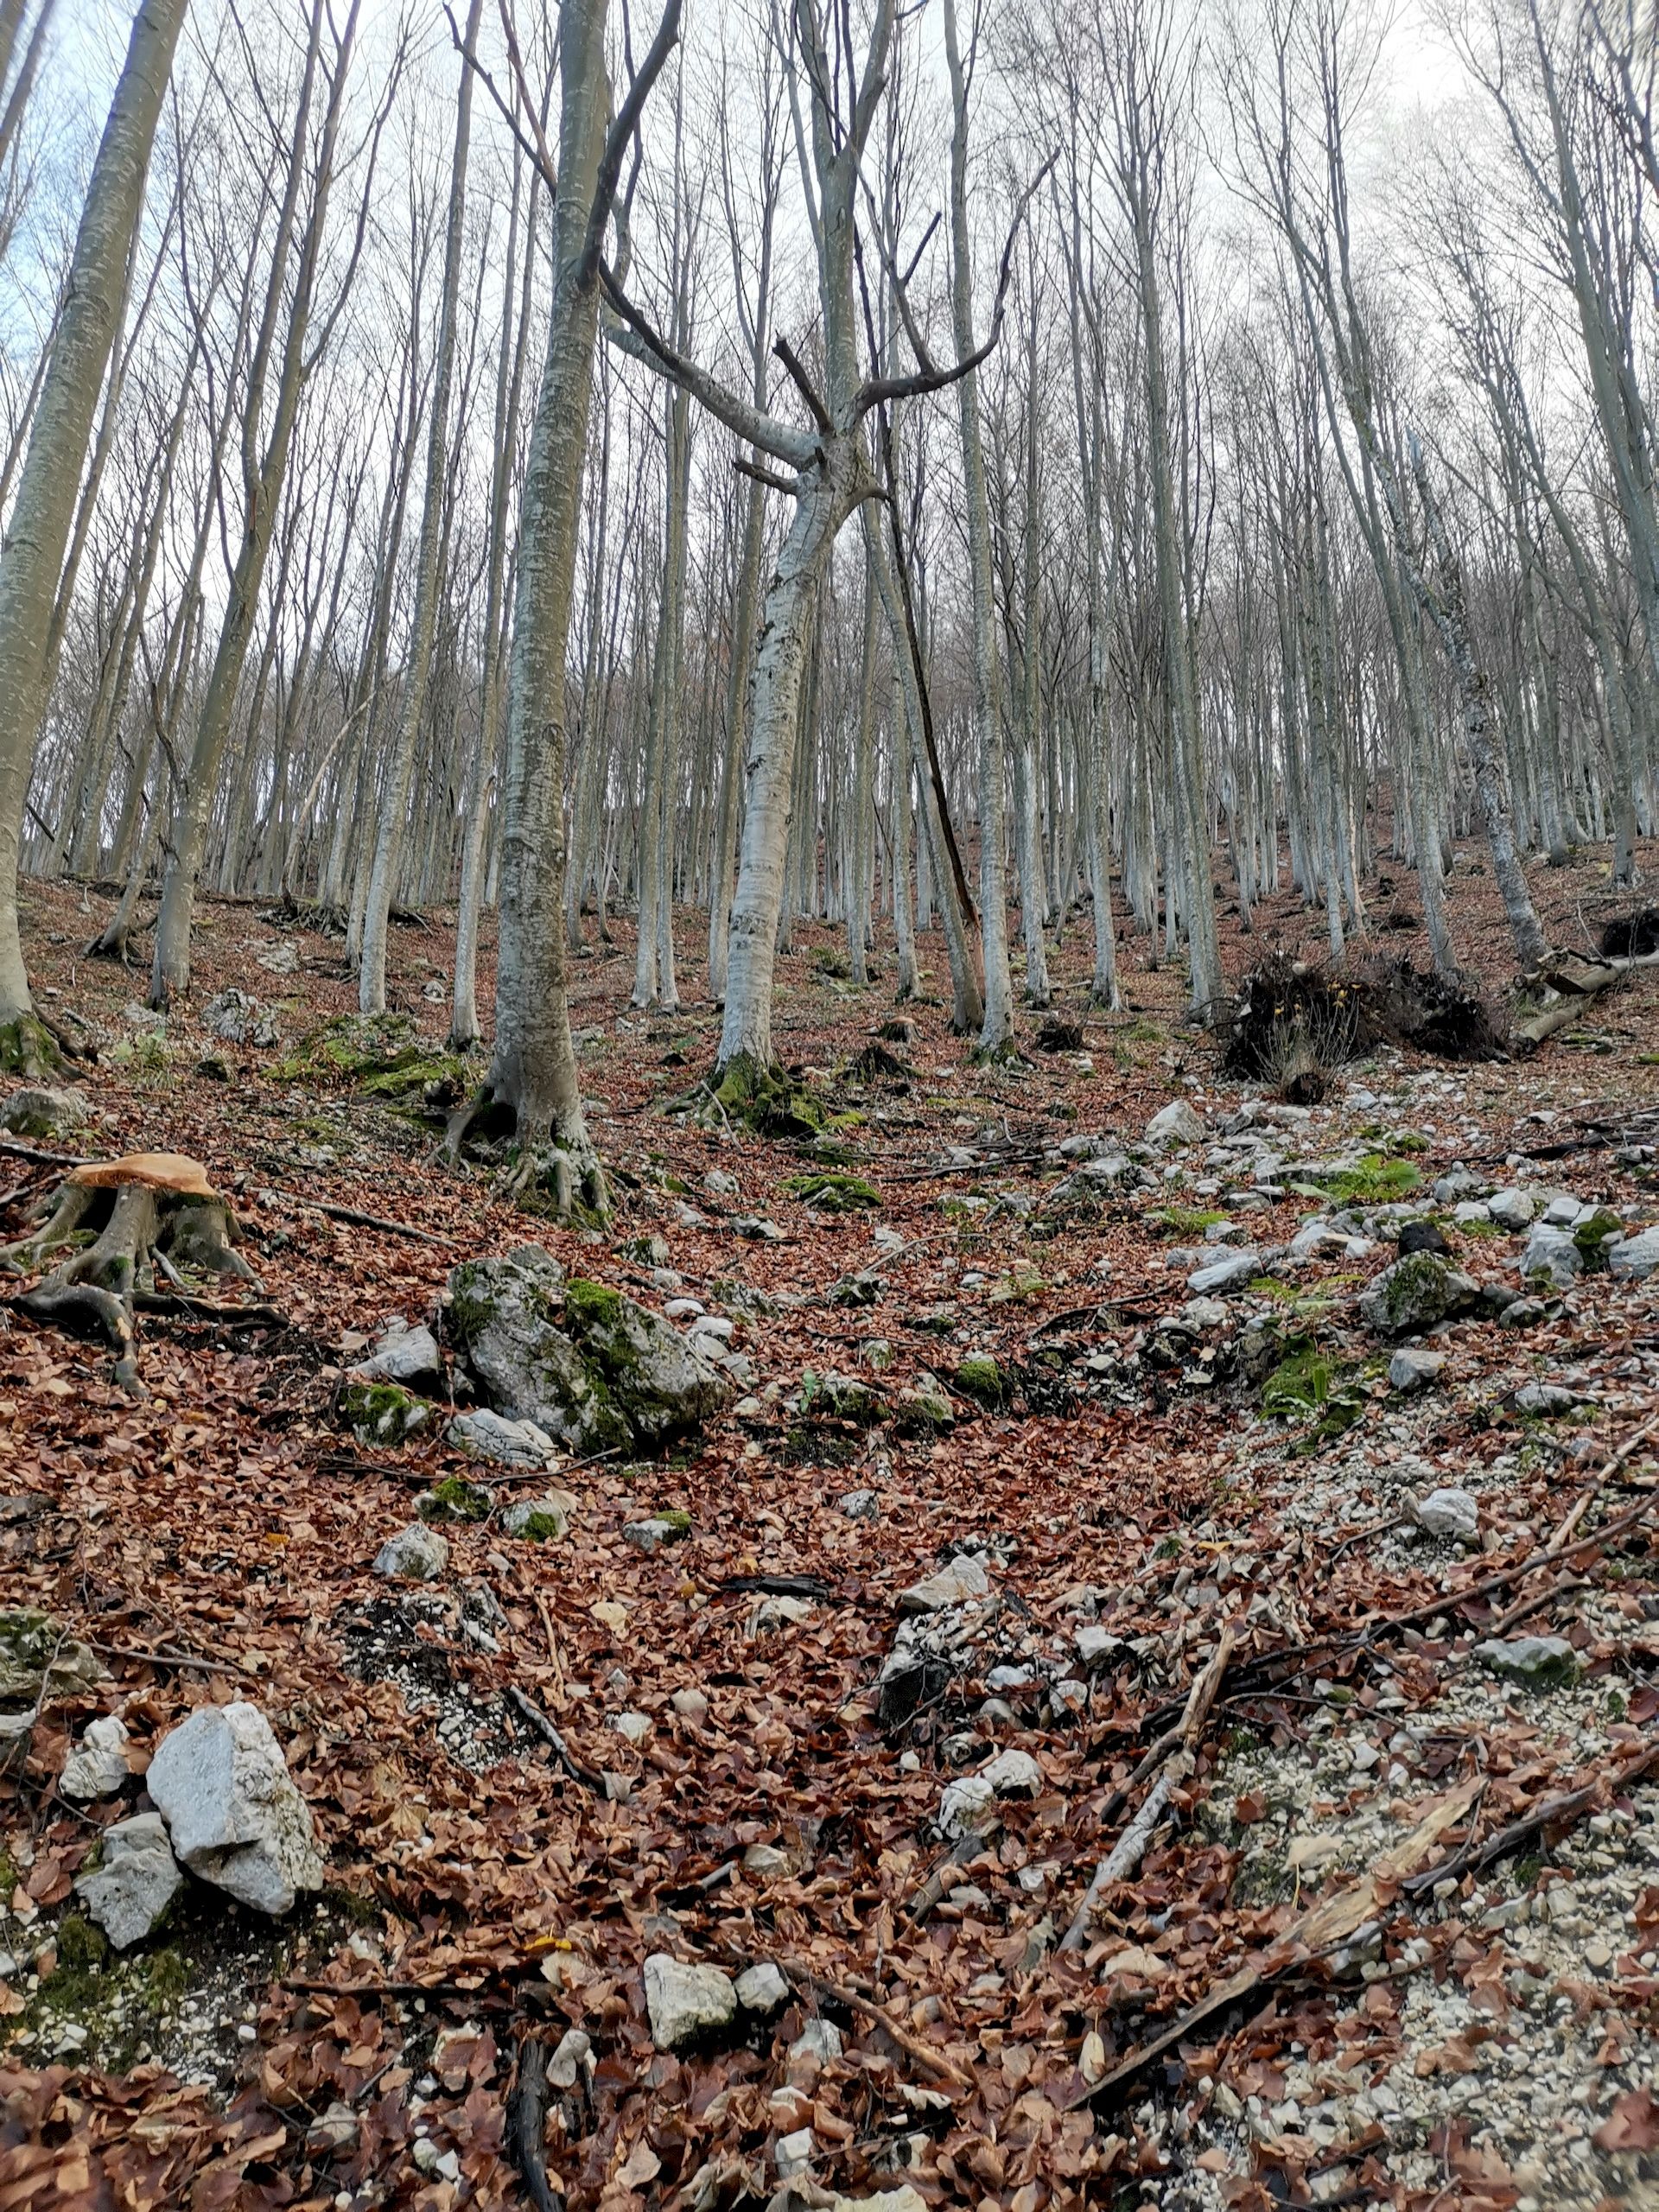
xmin=441 ymin=1084 xmax=609 ymax=1223
xmin=686 ymin=1052 xmax=826 ymax=1138
xmin=0 ymin=1153 xmax=259 ymax=1393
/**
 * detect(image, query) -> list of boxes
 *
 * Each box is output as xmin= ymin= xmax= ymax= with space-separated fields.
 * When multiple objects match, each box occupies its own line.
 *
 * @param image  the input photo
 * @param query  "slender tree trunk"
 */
xmin=0 ymin=0 xmax=184 ymax=1046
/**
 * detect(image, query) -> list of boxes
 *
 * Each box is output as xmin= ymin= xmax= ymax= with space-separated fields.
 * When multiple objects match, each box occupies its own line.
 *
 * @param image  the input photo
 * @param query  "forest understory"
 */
xmin=2 ymin=840 xmax=1659 ymax=2212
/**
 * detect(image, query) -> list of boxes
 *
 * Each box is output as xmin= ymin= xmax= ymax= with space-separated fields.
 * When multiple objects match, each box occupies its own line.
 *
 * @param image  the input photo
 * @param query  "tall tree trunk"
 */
xmin=0 ymin=0 xmax=184 ymax=1052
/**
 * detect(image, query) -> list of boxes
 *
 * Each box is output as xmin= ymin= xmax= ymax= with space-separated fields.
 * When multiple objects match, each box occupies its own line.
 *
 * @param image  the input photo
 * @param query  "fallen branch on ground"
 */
xmin=505 ymin=1686 xmax=604 ymax=1793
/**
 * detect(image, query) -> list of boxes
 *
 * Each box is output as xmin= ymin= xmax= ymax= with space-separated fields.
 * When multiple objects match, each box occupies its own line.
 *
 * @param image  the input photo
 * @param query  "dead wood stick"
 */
xmin=1478 ymin=1576 xmax=1591 ymax=1642
xmin=505 ymin=2034 xmax=563 ymax=2212
xmin=0 ymin=1137 xmax=93 ymax=1168
xmin=1400 ymin=1738 xmax=1659 ymax=1897
xmin=131 ymin=1291 xmax=289 ymax=1328
xmin=308 ymin=1197 xmax=450 ymax=1246
xmin=766 ymin=1959 xmax=973 ymax=2091
xmin=904 ymin=1815 xmax=1002 ymax=1923
xmin=1060 ymin=1760 xmax=1186 ymax=1955
xmin=1065 ymin=1777 xmax=1484 ymax=2114
xmin=1063 ymin=1626 xmax=1236 ymax=1953
xmin=87 ymin=1638 xmax=251 ymax=1675
xmin=505 ymin=1685 xmax=603 ymax=1793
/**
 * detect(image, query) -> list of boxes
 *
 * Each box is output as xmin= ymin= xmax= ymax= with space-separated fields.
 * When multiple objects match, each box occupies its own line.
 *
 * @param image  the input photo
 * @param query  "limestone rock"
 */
xmin=339 ymin=1381 xmax=429 ymax=1445
xmin=623 ymin=1513 xmax=690 ymax=1554
xmin=1389 ymin=1347 xmax=1446 ymax=1394
xmin=74 ymin=1814 xmax=181 ymax=1948
xmin=1357 ymin=1253 xmax=1479 ymax=1336
xmin=202 ymin=990 xmax=277 ymax=1047
xmin=447 ymin=1408 xmax=561 ymax=1468
xmin=0 ymin=1608 xmax=102 ymax=1711
xmin=373 ymin=1522 xmax=449 ymax=1581
xmin=446 ymin=1249 xmax=730 ymax=1452
xmin=790 ymin=2018 xmax=842 ymax=2063
xmin=146 ymin=1701 xmax=323 ymax=1915
xmin=501 ymin=1494 xmax=571 ymax=1541
xmin=1146 ymin=1099 xmax=1205 ymax=1147
xmin=60 ymin=1713 xmax=130 ymax=1801
xmin=1513 ymin=1381 xmax=1577 ymax=1416
xmin=830 ymin=2191 xmax=928 ymax=2212
xmin=353 ymin=1323 xmax=442 ymax=1392
xmin=838 ymin=1488 xmax=879 ymax=1521
xmin=1414 ymin=1487 xmax=1479 ymax=1542
xmin=735 ymin=1962 xmax=790 ymax=2014
xmin=1608 ymin=1226 xmax=1659 ymax=1281
xmin=1486 ymin=1188 xmax=1539 ymax=1231
xmin=0 ymin=1086 xmax=90 ymax=1140
xmin=1474 ymin=1634 xmax=1580 ymax=1688
xmin=644 ymin=1954 xmax=736 ymax=2050
xmin=1521 ymin=1224 xmax=1582 ymax=1289
xmin=1186 ymin=1250 xmax=1262 ymax=1296
xmin=899 ymin=1554 xmax=990 ymax=1613
xmin=939 ymin=1746 xmax=1041 ymax=1840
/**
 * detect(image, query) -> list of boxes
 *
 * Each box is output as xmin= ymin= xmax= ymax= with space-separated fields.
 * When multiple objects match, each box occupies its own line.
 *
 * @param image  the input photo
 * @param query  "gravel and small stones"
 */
xmin=334 ymin=1591 xmax=513 ymax=1770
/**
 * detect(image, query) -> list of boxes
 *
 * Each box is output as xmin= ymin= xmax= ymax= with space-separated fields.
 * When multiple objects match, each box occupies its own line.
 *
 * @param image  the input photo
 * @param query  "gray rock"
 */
xmin=1486 ymin=1188 xmax=1539 ymax=1231
xmin=447 ymin=1249 xmax=731 ymax=1452
xmin=790 ymin=2018 xmax=842 ymax=2063
xmin=201 ymin=989 xmax=277 ymax=1047
xmin=354 ymin=1323 xmax=442 ymax=1391
xmin=613 ymin=1711 xmax=651 ymax=1745
xmin=501 ymin=1494 xmax=570 ymax=1541
xmin=74 ymin=1814 xmax=181 ymax=1948
xmin=671 ymin=1688 xmax=708 ymax=1721
xmin=1542 ymin=1192 xmax=1582 ymax=1226
xmin=1186 ymin=1250 xmax=1262 ymax=1296
xmin=838 ymin=1487 xmax=879 ymax=1521
xmin=373 ymin=1522 xmax=449 ymax=1581
xmin=1474 ymin=1635 xmax=1580 ymax=1688
xmin=1513 ymin=1382 xmax=1578 ymax=1416
xmin=623 ymin=1515 xmax=690 ymax=1554
xmin=146 ymin=1701 xmax=323 ymax=1915
xmin=60 ymin=1713 xmax=130 ymax=1801
xmin=644 ymin=1954 xmax=737 ymax=2049
xmin=731 ymin=1215 xmax=785 ymax=1241
xmin=1076 ymin=1625 xmax=1125 ymax=1669
xmin=1499 ymin=1297 xmax=1548 ymax=1327
xmin=1357 ymin=1253 xmax=1480 ymax=1336
xmin=1521 ymin=1224 xmax=1582 ymax=1288
xmin=446 ymin=1408 xmax=560 ymax=1468
xmin=1608 ymin=1226 xmax=1659 ymax=1281
xmin=735 ymin=1961 xmax=790 ymax=2014
xmin=1414 ymin=1487 xmax=1479 ymax=1541
xmin=1146 ymin=1099 xmax=1205 ymax=1147
xmin=899 ymin=1554 xmax=990 ymax=1613
xmin=938 ymin=1746 xmax=1042 ymax=1840
xmin=1389 ymin=1347 xmax=1446 ymax=1395
xmin=0 ymin=1086 xmax=91 ymax=1140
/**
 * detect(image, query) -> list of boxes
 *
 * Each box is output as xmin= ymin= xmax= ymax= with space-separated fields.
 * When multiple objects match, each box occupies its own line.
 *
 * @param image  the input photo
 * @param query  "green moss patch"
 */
xmin=782 ymin=1172 xmax=880 ymax=1212
xmin=954 ymin=1353 xmax=1007 ymax=1408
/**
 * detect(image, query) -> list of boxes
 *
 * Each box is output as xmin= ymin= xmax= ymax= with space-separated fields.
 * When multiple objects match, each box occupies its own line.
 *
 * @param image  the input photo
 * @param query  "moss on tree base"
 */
xmin=0 ymin=1014 xmax=61 ymax=1081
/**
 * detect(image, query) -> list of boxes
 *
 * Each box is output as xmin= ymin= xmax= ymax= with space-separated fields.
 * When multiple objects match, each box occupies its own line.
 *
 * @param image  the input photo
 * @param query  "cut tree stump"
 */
xmin=0 ymin=1152 xmax=258 ymax=1391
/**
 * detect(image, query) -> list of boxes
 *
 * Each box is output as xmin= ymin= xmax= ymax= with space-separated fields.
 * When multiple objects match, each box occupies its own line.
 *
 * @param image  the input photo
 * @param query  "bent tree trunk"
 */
xmin=0 ymin=0 xmax=185 ymax=1064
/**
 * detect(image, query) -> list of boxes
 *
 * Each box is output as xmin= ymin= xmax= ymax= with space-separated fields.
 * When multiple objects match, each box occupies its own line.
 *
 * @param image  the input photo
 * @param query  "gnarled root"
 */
xmin=496 ymin=1139 xmax=608 ymax=1223
xmin=441 ymin=1083 xmax=609 ymax=1224
xmin=1 ymin=1157 xmax=262 ymax=1393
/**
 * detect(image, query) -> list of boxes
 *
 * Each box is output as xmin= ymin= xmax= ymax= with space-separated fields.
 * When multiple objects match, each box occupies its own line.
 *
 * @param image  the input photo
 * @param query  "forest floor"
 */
xmin=3 ymin=840 xmax=1659 ymax=2212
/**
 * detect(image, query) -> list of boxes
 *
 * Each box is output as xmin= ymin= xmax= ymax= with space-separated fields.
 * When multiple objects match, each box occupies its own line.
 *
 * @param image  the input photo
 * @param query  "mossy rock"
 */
xmin=0 ymin=1014 xmax=60 ymax=1081
xmin=1262 ymin=1344 xmax=1332 ymax=1416
xmin=893 ymin=1382 xmax=955 ymax=1435
xmin=954 ymin=1353 xmax=1007 ymax=1408
xmin=0 ymin=1609 xmax=102 ymax=1707
xmin=417 ymin=1475 xmax=493 ymax=1523
xmin=0 ymin=1085 xmax=90 ymax=1141
xmin=799 ymin=1370 xmax=886 ymax=1425
xmin=829 ymin=1271 xmax=880 ymax=1308
xmin=446 ymin=1249 xmax=729 ymax=1454
xmin=783 ymin=1172 xmax=880 ymax=1212
xmin=1572 ymin=1208 xmax=1625 ymax=1266
xmin=339 ymin=1381 xmax=430 ymax=1446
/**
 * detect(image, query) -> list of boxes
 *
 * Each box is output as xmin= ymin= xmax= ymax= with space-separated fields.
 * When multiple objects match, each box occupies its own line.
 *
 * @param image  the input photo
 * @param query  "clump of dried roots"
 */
xmin=1218 ymin=952 xmax=1504 ymax=1098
